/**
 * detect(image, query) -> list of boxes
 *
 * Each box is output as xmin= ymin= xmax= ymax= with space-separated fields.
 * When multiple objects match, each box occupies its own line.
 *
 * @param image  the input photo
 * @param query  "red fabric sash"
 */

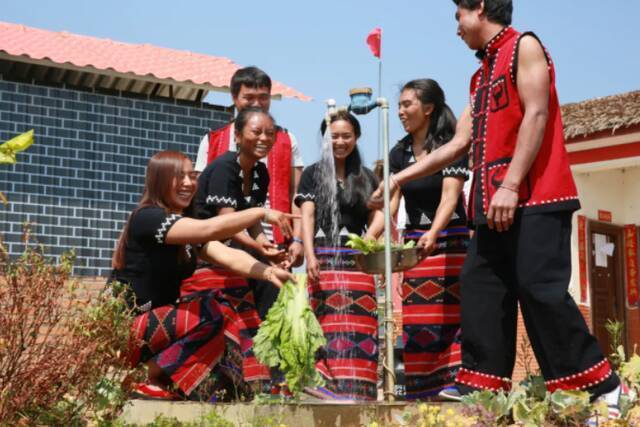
xmin=267 ymin=130 xmax=292 ymax=243
xmin=206 ymin=125 xmax=292 ymax=244
xmin=207 ymin=124 xmax=233 ymax=164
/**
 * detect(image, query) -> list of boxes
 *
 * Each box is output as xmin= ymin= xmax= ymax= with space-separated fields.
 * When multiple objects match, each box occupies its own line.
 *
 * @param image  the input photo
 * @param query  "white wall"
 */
xmin=569 ymin=166 xmax=640 ymax=303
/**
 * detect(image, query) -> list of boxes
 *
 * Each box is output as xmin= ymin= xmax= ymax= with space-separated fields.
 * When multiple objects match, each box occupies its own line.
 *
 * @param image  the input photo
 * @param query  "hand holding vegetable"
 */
xmin=262 ymin=266 xmax=296 ymax=288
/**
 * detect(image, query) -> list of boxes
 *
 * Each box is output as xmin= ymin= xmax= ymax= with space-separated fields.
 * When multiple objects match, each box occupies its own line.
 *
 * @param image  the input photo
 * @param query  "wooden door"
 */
xmin=589 ymin=221 xmax=627 ymax=356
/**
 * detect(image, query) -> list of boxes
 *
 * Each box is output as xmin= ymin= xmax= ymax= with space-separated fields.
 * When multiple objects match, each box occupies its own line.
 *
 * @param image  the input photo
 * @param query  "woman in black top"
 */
xmin=111 ymin=150 xmax=295 ymax=400
xmin=184 ymin=108 xmax=290 ymax=394
xmin=388 ymin=79 xmax=470 ymax=400
xmin=295 ymin=111 xmax=382 ymax=401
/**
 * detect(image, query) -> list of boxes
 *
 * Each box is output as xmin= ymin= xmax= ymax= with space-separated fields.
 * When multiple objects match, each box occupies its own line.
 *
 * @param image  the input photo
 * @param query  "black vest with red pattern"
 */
xmin=468 ymin=26 xmax=579 ymax=224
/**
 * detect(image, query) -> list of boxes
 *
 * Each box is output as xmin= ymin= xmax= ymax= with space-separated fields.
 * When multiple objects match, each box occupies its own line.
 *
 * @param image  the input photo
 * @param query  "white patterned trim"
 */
xmin=443 ymin=166 xmax=469 ymax=176
xmin=519 ymin=195 xmax=579 ymax=208
xmin=154 ymin=213 xmax=182 ymax=244
xmin=138 ymin=301 xmax=153 ymax=313
xmin=487 ymin=162 xmax=508 ymax=171
xmin=545 ymin=359 xmax=611 ymax=390
xmin=295 ymin=193 xmax=315 ymax=201
xmin=205 ymin=195 xmax=237 ymax=207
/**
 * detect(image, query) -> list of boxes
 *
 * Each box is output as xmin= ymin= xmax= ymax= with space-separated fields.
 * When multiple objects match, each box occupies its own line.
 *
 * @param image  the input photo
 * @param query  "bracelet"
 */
xmin=292 ymin=237 xmax=303 ymax=244
xmin=499 ymin=184 xmax=519 ymax=193
xmin=264 ymin=266 xmax=274 ymax=282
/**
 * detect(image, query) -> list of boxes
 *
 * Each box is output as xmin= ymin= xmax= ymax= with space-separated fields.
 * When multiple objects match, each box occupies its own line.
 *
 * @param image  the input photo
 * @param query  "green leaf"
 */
xmin=253 ymin=274 xmax=326 ymax=395
xmin=0 ymin=129 xmax=34 ymax=154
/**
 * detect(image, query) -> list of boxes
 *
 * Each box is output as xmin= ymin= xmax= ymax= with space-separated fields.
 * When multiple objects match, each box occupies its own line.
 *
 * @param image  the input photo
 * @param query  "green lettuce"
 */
xmin=345 ymin=233 xmax=416 ymax=255
xmin=253 ymin=274 xmax=326 ymax=395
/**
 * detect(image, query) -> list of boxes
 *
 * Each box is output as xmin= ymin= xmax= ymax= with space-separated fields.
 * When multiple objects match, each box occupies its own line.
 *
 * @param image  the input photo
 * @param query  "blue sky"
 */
xmin=3 ymin=0 xmax=639 ymax=167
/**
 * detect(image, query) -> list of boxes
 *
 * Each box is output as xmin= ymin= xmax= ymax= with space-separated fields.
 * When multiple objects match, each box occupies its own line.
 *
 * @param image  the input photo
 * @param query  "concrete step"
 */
xmin=121 ymin=400 xmax=462 ymax=427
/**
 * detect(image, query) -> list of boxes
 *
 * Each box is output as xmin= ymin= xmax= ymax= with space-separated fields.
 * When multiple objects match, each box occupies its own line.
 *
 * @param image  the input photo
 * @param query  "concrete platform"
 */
xmin=120 ymin=400 xmax=460 ymax=426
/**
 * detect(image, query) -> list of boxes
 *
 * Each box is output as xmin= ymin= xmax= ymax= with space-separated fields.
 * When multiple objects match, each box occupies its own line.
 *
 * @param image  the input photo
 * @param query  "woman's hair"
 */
xmin=235 ymin=107 xmax=275 ymax=136
xmin=319 ymin=111 xmax=374 ymax=208
xmin=112 ymin=151 xmax=190 ymax=270
xmin=401 ymin=79 xmax=457 ymax=152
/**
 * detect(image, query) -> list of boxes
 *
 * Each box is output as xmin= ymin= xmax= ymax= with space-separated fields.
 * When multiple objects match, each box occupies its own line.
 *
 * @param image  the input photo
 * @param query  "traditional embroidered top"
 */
xmin=203 ymin=123 xmax=293 ymax=243
xmin=468 ymin=26 xmax=579 ymax=224
xmin=294 ymin=162 xmax=378 ymax=240
xmin=390 ymin=135 xmax=468 ymax=230
xmin=110 ymin=206 xmax=196 ymax=310
xmin=193 ymin=150 xmax=269 ymax=219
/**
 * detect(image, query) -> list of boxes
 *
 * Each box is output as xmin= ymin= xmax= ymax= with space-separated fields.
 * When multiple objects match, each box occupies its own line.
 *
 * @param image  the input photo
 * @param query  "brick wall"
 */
xmin=0 ymin=77 xmax=232 ymax=276
xmin=513 ymin=303 xmax=594 ymax=381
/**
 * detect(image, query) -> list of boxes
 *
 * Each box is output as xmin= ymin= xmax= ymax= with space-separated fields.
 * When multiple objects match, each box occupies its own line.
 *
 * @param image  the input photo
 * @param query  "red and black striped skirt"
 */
xmin=401 ymin=226 xmax=469 ymax=400
xmin=181 ymin=267 xmax=271 ymax=394
xmin=309 ymin=244 xmax=379 ymax=401
xmin=129 ymin=290 xmax=244 ymax=400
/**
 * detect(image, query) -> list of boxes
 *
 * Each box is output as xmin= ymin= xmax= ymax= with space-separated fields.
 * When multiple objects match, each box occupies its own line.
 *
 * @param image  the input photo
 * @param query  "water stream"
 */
xmin=312 ymin=125 xmax=359 ymax=394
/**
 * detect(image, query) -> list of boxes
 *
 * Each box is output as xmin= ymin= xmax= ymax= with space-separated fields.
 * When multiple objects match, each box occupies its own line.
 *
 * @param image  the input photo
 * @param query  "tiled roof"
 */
xmin=562 ymin=90 xmax=640 ymax=139
xmin=0 ymin=21 xmax=310 ymax=101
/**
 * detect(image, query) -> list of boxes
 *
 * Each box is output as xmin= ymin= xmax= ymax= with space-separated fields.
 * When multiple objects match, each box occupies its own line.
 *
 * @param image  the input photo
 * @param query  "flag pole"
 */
xmin=377 ymin=58 xmax=382 ymax=158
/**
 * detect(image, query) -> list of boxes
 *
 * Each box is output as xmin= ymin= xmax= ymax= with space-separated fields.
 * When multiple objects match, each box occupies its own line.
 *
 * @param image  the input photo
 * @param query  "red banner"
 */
xmin=578 ymin=215 xmax=588 ymax=303
xmin=598 ymin=210 xmax=612 ymax=223
xmin=624 ymin=225 xmax=639 ymax=306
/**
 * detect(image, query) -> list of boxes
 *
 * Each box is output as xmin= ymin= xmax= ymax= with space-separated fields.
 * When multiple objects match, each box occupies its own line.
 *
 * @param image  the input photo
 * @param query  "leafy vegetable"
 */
xmin=0 ymin=129 xmax=34 ymax=165
xmin=345 ymin=233 xmax=415 ymax=255
xmin=253 ymin=274 xmax=326 ymax=395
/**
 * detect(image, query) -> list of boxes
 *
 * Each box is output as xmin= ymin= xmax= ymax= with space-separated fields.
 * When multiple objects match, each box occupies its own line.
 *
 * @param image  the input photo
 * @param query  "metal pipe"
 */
xmin=378 ymin=96 xmax=395 ymax=401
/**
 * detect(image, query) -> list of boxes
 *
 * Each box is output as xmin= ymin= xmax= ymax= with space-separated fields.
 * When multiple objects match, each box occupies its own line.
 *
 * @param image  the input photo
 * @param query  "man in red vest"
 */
xmin=194 ymin=66 xmax=304 ymax=318
xmin=369 ymin=0 xmax=622 ymax=411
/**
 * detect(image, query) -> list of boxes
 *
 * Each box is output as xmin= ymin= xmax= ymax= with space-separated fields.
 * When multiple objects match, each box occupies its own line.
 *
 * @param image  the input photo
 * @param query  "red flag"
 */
xmin=366 ymin=27 xmax=381 ymax=58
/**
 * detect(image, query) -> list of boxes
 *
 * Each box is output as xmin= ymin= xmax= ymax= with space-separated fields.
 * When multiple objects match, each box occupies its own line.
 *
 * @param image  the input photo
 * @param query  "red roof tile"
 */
xmin=0 ymin=21 xmax=310 ymax=101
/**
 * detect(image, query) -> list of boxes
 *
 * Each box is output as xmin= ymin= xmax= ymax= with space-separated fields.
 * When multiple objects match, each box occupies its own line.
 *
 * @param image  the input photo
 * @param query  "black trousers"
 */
xmin=249 ymin=278 xmax=279 ymax=320
xmin=457 ymin=211 xmax=619 ymax=397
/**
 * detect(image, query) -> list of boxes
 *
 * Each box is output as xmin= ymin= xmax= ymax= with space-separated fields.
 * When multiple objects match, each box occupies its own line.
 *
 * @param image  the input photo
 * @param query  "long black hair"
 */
xmin=401 ymin=79 xmax=457 ymax=153
xmin=320 ymin=111 xmax=375 ymax=208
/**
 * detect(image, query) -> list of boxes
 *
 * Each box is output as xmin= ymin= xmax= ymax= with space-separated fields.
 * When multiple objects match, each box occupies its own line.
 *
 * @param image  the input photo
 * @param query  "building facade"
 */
xmin=563 ymin=90 xmax=640 ymax=357
xmin=0 ymin=21 xmax=307 ymax=277
xmin=0 ymin=77 xmax=231 ymax=276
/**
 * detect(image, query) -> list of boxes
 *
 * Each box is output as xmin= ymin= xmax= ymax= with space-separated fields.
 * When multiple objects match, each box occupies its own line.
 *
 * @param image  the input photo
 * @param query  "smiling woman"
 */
xmin=295 ymin=111 xmax=383 ymax=401
xmin=109 ymin=150 xmax=296 ymax=401
xmin=183 ymin=107 xmax=296 ymax=395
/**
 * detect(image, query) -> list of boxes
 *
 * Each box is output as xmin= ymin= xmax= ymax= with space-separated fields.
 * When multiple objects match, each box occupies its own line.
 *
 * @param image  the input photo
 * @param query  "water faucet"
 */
xmin=348 ymin=87 xmax=378 ymax=115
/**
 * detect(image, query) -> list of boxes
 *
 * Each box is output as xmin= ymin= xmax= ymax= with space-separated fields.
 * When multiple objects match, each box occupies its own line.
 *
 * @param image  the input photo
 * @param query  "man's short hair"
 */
xmin=230 ymin=66 xmax=272 ymax=98
xmin=453 ymin=0 xmax=512 ymax=26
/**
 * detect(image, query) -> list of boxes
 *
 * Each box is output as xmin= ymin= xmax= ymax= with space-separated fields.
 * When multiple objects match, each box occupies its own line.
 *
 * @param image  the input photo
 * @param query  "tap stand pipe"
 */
xmin=378 ymin=97 xmax=395 ymax=401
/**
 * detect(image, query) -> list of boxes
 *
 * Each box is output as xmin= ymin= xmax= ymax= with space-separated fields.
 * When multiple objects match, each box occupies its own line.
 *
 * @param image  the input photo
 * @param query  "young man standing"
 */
xmin=370 ymin=0 xmax=622 ymax=409
xmin=195 ymin=66 xmax=304 ymax=319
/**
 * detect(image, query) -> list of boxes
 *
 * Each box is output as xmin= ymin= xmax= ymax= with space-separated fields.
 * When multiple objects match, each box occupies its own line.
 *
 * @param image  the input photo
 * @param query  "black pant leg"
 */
xmin=249 ymin=278 xmax=280 ymax=320
xmin=514 ymin=212 xmax=619 ymax=396
xmin=456 ymin=225 xmax=518 ymax=393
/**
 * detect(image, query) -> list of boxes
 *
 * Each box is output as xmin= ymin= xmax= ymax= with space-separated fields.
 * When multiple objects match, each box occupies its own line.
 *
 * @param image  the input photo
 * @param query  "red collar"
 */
xmin=476 ymin=26 xmax=517 ymax=59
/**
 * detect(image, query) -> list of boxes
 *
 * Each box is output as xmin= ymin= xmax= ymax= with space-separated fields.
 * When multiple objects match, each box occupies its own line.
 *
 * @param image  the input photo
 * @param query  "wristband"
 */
xmin=499 ymin=184 xmax=519 ymax=193
xmin=292 ymin=237 xmax=303 ymax=244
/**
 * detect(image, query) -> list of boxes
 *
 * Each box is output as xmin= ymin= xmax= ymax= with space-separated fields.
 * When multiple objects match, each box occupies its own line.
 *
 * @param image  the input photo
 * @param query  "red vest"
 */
xmin=207 ymin=123 xmax=292 ymax=244
xmin=468 ymin=26 xmax=579 ymax=222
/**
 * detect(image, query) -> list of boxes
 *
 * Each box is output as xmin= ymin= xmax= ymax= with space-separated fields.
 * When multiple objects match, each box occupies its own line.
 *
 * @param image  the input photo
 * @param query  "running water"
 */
xmin=314 ymin=127 xmax=339 ymax=245
xmin=312 ymin=122 xmax=359 ymax=395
